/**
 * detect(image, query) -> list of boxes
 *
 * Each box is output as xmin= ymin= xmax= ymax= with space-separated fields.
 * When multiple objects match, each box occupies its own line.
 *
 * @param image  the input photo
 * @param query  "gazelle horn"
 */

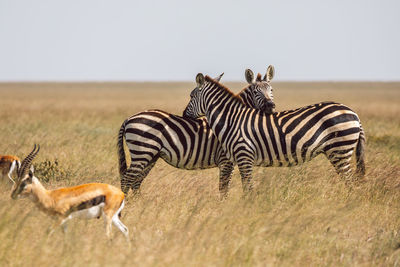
xmin=17 ymin=144 xmax=40 ymax=179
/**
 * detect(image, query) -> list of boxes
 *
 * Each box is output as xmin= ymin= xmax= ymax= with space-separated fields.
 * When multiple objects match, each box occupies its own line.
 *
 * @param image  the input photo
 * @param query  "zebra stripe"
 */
xmin=183 ymin=75 xmax=366 ymax=193
xmin=118 ymin=69 xmax=275 ymax=197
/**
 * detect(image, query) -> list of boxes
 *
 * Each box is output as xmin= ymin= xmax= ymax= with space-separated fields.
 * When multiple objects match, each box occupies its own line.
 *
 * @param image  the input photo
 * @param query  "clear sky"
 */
xmin=0 ymin=0 xmax=399 ymax=81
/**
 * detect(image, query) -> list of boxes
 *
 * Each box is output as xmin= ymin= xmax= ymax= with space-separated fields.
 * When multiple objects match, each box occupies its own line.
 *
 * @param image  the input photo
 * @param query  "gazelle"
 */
xmin=0 ymin=154 xmax=21 ymax=183
xmin=11 ymin=145 xmax=129 ymax=242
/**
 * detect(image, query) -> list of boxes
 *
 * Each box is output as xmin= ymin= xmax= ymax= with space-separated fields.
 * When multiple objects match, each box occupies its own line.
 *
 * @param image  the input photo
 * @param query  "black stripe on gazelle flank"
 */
xmin=78 ymin=195 xmax=105 ymax=209
xmin=68 ymin=195 xmax=106 ymax=216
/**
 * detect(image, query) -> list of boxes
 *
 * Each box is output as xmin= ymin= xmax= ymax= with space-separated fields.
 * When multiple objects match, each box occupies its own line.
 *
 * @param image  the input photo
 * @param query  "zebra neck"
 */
xmin=204 ymin=89 xmax=244 ymax=139
xmin=237 ymin=85 xmax=255 ymax=107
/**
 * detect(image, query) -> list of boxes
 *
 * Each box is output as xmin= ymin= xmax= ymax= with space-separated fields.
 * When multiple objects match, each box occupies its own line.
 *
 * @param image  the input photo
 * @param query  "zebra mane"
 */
xmin=238 ymin=84 xmax=251 ymax=96
xmin=204 ymin=75 xmax=243 ymax=103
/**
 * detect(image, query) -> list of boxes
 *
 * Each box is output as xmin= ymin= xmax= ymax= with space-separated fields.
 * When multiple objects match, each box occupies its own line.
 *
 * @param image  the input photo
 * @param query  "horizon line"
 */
xmin=0 ymin=79 xmax=399 ymax=83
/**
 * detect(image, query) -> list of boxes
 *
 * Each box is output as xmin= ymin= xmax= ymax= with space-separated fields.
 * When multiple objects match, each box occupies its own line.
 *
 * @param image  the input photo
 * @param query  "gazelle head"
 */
xmin=245 ymin=65 xmax=275 ymax=114
xmin=11 ymin=145 xmax=40 ymax=199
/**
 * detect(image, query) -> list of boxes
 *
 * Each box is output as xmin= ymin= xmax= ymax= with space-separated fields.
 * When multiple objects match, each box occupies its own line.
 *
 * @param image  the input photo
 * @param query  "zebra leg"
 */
xmin=122 ymin=153 xmax=159 ymax=196
xmin=120 ymin=175 xmax=131 ymax=195
xmin=124 ymin=164 xmax=146 ymax=196
xmin=218 ymin=160 xmax=234 ymax=200
xmin=131 ymin=161 xmax=158 ymax=194
xmin=125 ymin=161 xmax=158 ymax=196
xmin=326 ymin=150 xmax=354 ymax=181
xmin=237 ymin=158 xmax=255 ymax=194
xmin=141 ymin=161 xmax=156 ymax=179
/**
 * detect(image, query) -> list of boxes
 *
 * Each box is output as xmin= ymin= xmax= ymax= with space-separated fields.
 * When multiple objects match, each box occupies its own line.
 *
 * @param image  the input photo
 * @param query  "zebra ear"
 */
xmin=264 ymin=65 xmax=275 ymax=82
xmin=214 ymin=72 xmax=224 ymax=82
xmin=196 ymin=73 xmax=205 ymax=88
xmin=245 ymin=69 xmax=254 ymax=84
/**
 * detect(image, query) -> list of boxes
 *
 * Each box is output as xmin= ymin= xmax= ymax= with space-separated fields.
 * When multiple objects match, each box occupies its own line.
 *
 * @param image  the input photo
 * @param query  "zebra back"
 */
xmin=117 ymin=72 xmax=278 ymax=194
xmin=183 ymin=75 xmax=365 ymax=180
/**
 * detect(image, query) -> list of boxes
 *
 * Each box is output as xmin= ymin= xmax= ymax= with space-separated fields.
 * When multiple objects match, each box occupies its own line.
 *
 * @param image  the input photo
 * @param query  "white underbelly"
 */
xmin=69 ymin=203 xmax=105 ymax=219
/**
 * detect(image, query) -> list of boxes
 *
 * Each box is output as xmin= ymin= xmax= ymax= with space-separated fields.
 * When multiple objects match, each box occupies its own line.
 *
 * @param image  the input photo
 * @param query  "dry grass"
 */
xmin=0 ymin=81 xmax=399 ymax=266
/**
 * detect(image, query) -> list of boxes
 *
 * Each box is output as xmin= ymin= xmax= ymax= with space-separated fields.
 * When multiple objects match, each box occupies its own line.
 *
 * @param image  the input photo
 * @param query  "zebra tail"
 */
xmin=117 ymin=120 xmax=128 ymax=179
xmin=355 ymin=123 xmax=366 ymax=177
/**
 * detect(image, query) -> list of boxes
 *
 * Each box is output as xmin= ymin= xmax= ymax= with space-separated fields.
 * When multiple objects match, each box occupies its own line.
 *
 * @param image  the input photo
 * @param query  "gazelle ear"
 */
xmin=196 ymin=73 xmax=205 ymax=88
xmin=30 ymin=165 xmax=34 ymax=173
xmin=28 ymin=169 xmax=34 ymax=182
xmin=214 ymin=72 xmax=224 ymax=82
xmin=264 ymin=65 xmax=275 ymax=82
xmin=245 ymin=69 xmax=255 ymax=84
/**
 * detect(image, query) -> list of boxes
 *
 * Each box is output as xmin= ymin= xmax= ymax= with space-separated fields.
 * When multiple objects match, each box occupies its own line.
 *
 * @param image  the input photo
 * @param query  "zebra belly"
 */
xmin=159 ymin=149 xmax=219 ymax=169
xmin=253 ymin=150 xmax=320 ymax=167
xmin=158 ymin=129 xmax=222 ymax=169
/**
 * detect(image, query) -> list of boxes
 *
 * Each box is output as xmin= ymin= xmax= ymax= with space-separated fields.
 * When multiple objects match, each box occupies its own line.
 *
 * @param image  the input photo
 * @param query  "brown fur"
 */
xmin=12 ymin=177 xmax=128 ymax=240
xmin=0 ymin=155 xmax=20 ymax=176
xmin=204 ymin=75 xmax=244 ymax=103
xmin=0 ymin=155 xmax=20 ymax=162
xmin=23 ymin=181 xmax=124 ymax=217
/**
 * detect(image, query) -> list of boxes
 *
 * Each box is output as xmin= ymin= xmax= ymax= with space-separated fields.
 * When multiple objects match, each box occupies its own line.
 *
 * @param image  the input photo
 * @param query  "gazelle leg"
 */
xmin=103 ymin=212 xmax=113 ymax=240
xmin=111 ymin=199 xmax=130 ymax=243
xmin=60 ymin=219 xmax=69 ymax=233
xmin=112 ymin=216 xmax=129 ymax=241
xmin=48 ymin=216 xmax=70 ymax=236
xmin=7 ymin=173 xmax=14 ymax=183
xmin=8 ymin=161 xmax=17 ymax=183
xmin=48 ymin=224 xmax=57 ymax=236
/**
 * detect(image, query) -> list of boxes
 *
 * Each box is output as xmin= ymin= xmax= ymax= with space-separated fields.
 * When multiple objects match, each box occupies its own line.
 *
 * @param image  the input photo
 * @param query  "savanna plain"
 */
xmin=0 ymin=81 xmax=399 ymax=266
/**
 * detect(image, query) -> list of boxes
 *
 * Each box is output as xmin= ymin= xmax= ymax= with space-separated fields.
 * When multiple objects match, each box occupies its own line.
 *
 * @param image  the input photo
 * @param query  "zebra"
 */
xmin=183 ymin=73 xmax=366 ymax=193
xmin=117 ymin=66 xmax=276 ymax=197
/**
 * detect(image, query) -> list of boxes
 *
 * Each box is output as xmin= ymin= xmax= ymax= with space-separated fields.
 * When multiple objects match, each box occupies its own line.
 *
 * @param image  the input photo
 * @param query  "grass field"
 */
xmin=0 ymin=81 xmax=399 ymax=266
